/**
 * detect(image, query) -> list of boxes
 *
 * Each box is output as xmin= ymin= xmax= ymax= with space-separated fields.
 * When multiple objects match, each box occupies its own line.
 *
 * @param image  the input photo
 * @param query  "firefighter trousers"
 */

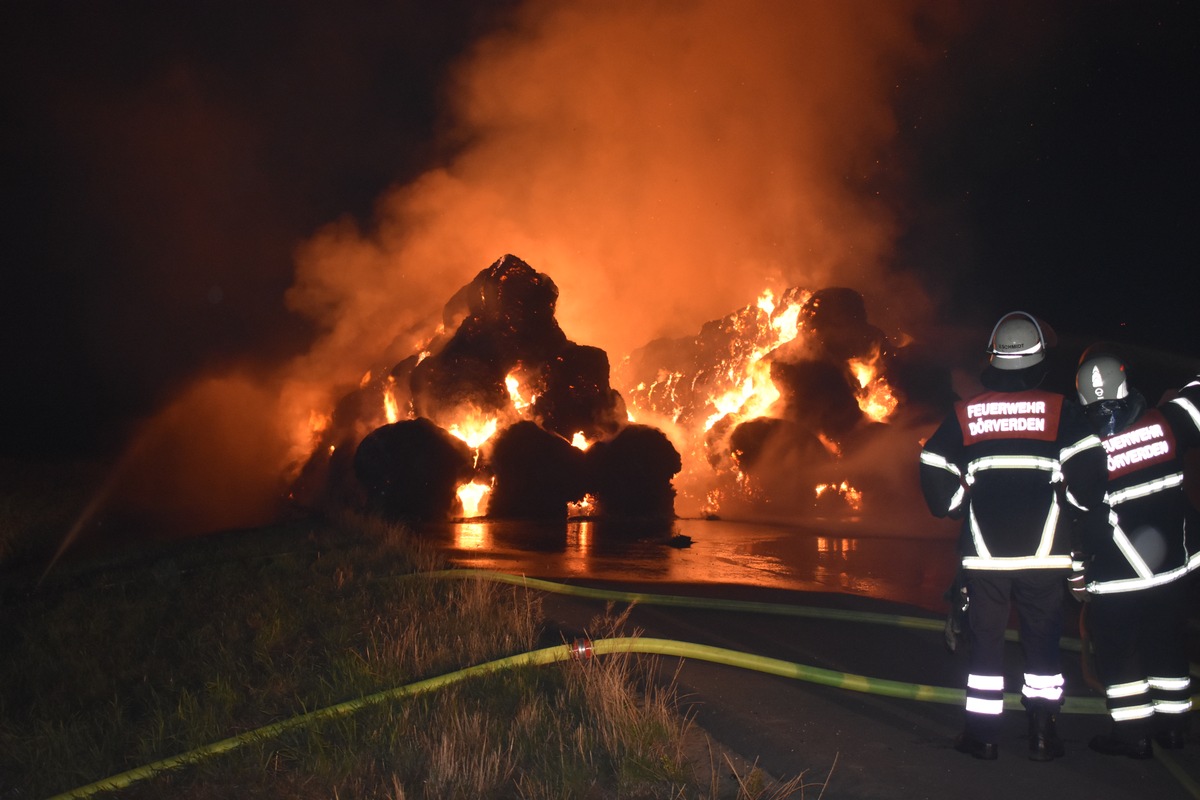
xmin=963 ymin=569 xmax=1067 ymax=741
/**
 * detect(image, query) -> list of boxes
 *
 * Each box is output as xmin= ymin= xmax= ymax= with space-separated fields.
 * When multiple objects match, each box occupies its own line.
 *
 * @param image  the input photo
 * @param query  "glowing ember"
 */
xmin=570 ymin=431 xmax=590 ymax=450
xmin=456 ymin=480 xmax=491 ymax=518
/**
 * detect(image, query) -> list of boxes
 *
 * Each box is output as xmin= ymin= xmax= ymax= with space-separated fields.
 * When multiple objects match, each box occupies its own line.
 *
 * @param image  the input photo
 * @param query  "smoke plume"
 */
xmin=110 ymin=0 xmax=955 ymax=534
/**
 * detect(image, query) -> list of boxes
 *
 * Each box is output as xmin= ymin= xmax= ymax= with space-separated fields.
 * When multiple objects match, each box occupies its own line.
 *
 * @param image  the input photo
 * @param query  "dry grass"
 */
xmin=0 ymin=508 xmax=818 ymax=799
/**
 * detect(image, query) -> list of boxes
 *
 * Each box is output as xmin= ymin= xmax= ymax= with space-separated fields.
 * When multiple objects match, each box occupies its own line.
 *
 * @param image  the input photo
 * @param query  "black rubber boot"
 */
xmin=1089 ymin=732 xmax=1153 ymax=759
xmin=1028 ymin=707 xmax=1066 ymax=761
xmin=1154 ymin=715 xmax=1189 ymax=750
xmin=955 ymin=731 xmax=998 ymax=760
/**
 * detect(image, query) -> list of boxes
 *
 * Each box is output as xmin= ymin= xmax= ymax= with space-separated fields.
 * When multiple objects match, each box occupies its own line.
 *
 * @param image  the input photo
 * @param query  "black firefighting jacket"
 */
xmin=920 ymin=371 xmax=1108 ymax=571
xmin=1083 ymin=387 xmax=1200 ymax=594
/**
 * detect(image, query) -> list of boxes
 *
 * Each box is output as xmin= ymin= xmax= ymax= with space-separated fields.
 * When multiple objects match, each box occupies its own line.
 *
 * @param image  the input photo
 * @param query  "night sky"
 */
xmin=3 ymin=0 xmax=1197 ymax=462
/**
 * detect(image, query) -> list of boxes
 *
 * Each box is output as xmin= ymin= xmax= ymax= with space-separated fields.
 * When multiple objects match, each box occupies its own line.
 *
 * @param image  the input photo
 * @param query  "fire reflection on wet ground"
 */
xmin=423 ymin=518 xmax=959 ymax=613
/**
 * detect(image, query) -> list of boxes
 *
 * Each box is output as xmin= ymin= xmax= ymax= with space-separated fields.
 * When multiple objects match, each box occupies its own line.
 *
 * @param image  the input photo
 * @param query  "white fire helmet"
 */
xmin=1076 ymin=354 xmax=1129 ymax=406
xmin=986 ymin=311 xmax=1047 ymax=370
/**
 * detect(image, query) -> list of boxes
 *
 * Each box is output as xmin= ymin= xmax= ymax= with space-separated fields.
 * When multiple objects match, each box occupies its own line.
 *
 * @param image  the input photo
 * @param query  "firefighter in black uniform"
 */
xmin=920 ymin=311 xmax=1109 ymax=761
xmin=1073 ymin=352 xmax=1200 ymax=758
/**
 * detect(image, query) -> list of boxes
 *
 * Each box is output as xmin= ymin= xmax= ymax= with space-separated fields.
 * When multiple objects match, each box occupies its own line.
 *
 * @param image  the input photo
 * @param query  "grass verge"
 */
xmin=1 ymin=511 xmax=808 ymax=799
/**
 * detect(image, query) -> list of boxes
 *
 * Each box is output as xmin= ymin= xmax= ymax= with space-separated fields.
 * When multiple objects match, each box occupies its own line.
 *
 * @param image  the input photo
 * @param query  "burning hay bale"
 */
xmin=586 ymin=424 xmax=682 ymax=521
xmin=296 ymin=253 xmax=677 ymax=522
xmin=299 ymin=253 xmax=918 ymax=526
xmin=795 ymin=287 xmax=885 ymax=362
xmin=769 ymin=358 xmax=863 ymax=437
xmin=411 ymin=253 xmax=568 ymax=430
xmin=352 ymin=418 xmax=474 ymax=521
xmin=532 ymin=343 xmax=627 ymax=442
xmin=729 ymin=417 xmax=834 ymax=483
xmin=614 ymin=284 xmax=902 ymax=517
xmin=486 ymin=421 xmax=587 ymax=520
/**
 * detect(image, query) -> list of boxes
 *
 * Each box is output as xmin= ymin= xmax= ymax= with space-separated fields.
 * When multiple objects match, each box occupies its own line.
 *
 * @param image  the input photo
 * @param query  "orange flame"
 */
xmin=447 ymin=415 xmax=499 ymax=450
xmin=382 ymin=377 xmax=400 ymax=424
xmin=815 ymin=480 xmax=863 ymax=511
xmin=456 ymin=480 xmax=491 ymax=518
xmin=701 ymin=289 xmax=805 ymax=431
xmin=567 ymin=493 xmax=597 ymax=517
xmin=848 ymin=347 xmax=898 ymax=423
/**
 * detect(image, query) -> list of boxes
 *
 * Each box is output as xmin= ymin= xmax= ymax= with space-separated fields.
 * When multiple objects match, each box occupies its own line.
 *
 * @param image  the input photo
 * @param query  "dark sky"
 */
xmin=2 ymin=0 xmax=1197 ymax=459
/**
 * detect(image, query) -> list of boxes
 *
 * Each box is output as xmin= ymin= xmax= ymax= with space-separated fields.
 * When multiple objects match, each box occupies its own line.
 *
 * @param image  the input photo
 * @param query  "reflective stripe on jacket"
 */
xmin=920 ymin=388 xmax=1107 ymax=571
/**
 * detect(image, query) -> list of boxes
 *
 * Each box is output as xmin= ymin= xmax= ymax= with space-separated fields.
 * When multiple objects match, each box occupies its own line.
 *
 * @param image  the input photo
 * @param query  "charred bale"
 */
xmin=441 ymin=253 xmax=568 ymax=365
xmin=799 ymin=288 xmax=885 ymax=362
xmin=533 ymin=343 xmax=627 ymax=442
xmin=353 ymin=418 xmax=474 ymax=521
xmin=728 ymin=417 xmax=835 ymax=506
xmin=409 ymin=315 xmax=512 ymax=425
xmin=487 ymin=421 xmax=587 ymax=519
xmin=586 ymin=424 xmax=681 ymax=520
xmin=410 ymin=254 xmax=572 ymax=425
xmin=770 ymin=358 xmax=863 ymax=437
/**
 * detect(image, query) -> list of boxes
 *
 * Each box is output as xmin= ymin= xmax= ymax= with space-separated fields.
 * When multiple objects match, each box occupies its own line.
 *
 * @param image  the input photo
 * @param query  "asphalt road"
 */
xmin=537 ymin=579 xmax=1200 ymax=800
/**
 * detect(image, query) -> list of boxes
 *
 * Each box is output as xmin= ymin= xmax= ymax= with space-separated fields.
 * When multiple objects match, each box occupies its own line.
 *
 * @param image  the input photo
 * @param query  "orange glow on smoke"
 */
xmin=308 ymin=409 xmax=331 ymax=441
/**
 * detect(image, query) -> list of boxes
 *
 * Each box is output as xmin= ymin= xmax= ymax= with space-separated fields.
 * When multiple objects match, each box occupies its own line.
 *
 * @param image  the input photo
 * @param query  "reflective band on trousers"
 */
xmin=1023 ymin=672 xmax=1064 ymax=701
xmin=1150 ymin=676 xmax=1192 ymax=692
xmin=1106 ymin=680 xmax=1151 ymax=699
xmin=966 ymin=673 xmax=1005 ymax=716
xmin=966 ymin=697 xmax=1005 ymax=716
xmin=1155 ymin=699 xmax=1194 ymax=715
xmin=1112 ymin=703 xmax=1156 ymax=722
xmin=968 ymin=674 xmax=1005 ymax=691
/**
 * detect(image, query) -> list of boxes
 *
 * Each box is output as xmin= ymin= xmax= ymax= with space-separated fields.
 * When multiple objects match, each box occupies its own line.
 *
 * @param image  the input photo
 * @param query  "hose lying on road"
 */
xmin=49 ymin=567 xmax=1191 ymax=800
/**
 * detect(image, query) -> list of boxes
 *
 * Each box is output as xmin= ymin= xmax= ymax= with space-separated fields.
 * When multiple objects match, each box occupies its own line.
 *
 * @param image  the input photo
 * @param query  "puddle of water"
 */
xmin=422 ymin=517 xmax=959 ymax=613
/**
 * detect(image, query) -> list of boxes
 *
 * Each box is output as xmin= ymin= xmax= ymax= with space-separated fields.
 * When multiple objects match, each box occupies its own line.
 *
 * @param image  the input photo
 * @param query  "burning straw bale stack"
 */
xmin=298 ymin=254 xmax=680 ymax=524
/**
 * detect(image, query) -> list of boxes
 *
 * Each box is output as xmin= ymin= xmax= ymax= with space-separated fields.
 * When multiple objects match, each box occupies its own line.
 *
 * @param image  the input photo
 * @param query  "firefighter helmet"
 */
xmin=1076 ymin=354 xmax=1129 ymax=406
xmin=1076 ymin=353 xmax=1139 ymax=436
xmin=986 ymin=312 xmax=1047 ymax=370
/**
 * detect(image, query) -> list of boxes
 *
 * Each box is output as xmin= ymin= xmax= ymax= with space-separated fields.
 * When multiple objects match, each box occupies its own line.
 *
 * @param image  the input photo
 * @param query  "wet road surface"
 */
xmin=536 ymin=579 xmax=1200 ymax=800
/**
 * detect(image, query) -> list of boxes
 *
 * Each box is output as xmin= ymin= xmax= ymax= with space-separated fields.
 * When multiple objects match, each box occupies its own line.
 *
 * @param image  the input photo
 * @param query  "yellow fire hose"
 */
xmin=47 ymin=569 xmax=1199 ymax=800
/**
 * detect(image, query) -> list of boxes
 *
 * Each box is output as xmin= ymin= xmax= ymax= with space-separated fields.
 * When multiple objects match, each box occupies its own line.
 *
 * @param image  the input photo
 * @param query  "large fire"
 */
xmin=300 ymin=260 xmax=904 ymax=524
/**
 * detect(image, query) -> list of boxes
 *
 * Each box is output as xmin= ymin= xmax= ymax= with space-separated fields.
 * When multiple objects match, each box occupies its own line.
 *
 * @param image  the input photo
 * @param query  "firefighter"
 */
xmin=1073 ymin=351 xmax=1200 ymax=758
xmin=919 ymin=311 xmax=1108 ymax=760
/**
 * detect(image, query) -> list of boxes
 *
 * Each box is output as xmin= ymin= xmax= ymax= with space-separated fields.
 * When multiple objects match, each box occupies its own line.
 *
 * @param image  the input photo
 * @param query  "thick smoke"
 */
xmin=108 ymin=0 xmax=954 ymax=534
xmin=288 ymin=0 xmax=941 ymax=367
